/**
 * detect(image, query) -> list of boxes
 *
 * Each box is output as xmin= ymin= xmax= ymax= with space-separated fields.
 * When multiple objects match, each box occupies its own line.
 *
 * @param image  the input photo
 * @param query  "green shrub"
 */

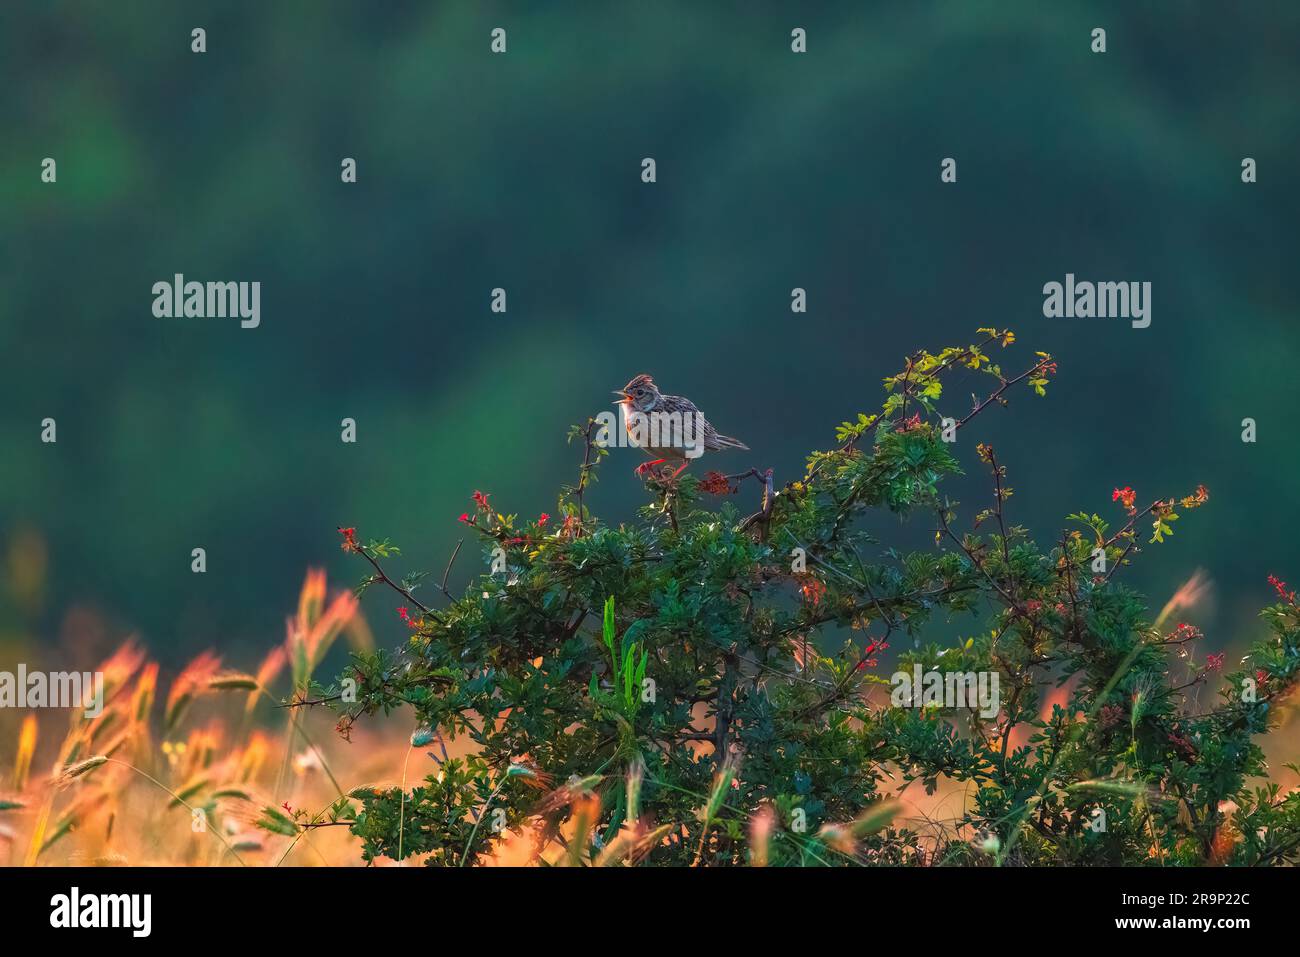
xmin=320 ymin=330 xmax=1300 ymax=866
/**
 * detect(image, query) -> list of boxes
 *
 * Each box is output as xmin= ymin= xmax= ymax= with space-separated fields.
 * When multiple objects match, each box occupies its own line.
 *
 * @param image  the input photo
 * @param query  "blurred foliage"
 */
xmin=0 ymin=570 xmax=396 ymax=866
xmin=1 ymin=1 xmax=1298 ymax=666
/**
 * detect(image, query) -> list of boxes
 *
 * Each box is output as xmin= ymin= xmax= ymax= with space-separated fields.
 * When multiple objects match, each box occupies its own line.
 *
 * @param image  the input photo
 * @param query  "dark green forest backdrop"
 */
xmin=2 ymin=1 xmax=1297 ymax=673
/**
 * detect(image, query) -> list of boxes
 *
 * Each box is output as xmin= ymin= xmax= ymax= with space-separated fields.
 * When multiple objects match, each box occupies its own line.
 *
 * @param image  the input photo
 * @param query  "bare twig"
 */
xmin=439 ymin=538 xmax=463 ymax=601
xmin=352 ymin=541 xmax=431 ymax=615
xmin=738 ymin=468 xmax=775 ymax=534
xmin=955 ymin=355 xmax=1053 ymax=432
xmin=574 ymin=418 xmax=598 ymax=534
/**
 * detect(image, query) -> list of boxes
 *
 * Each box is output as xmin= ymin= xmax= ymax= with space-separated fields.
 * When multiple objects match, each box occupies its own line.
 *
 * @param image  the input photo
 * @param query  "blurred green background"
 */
xmin=2 ymin=1 xmax=1297 ymax=669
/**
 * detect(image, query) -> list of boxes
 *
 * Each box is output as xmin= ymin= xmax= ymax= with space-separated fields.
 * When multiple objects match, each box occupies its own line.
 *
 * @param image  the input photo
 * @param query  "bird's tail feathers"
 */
xmin=713 ymin=434 xmax=749 ymax=451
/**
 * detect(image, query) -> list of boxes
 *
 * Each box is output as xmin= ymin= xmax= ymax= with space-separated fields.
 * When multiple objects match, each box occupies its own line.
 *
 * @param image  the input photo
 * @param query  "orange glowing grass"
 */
xmin=14 ymin=715 xmax=37 ymax=793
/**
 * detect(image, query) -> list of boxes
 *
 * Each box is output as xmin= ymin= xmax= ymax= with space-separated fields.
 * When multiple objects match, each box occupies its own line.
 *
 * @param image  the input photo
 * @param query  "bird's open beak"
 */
xmin=612 ymin=390 xmax=630 ymax=403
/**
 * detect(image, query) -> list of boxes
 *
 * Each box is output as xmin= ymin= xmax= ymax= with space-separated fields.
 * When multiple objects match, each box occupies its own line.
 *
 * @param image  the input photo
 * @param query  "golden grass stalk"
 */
xmin=41 ymin=791 xmax=110 ymax=853
xmin=288 ymin=571 xmax=360 ymax=688
xmin=87 ymin=709 xmax=119 ymax=745
xmin=701 ymin=761 xmax=736 ymax=824
xmin=1154 ymin=568 xmax=1211 ymax=631
xmin=625 ymin=756 xmax=644 ymax=822
xmin=566 ymin=795 xmax=602 ymax=866
xmin=397 ymin=740 xmax=414 ymax=860
xmin=132 ymin=663 xmax=158 ymax=723
xmin=98 ymin=640 xmax=146 ymax=702
xmin=594 ymin=821 xmax=674 ymax=867
xmin=692 ymin=757 xmax=738 ymax=865
xmin=628 ymin=822 xmax=675 ymax=866
xmin=165 ymin=651 xmax=222 ymax=731
xmin=167 ymin=775 xmax=210 ymax=808
xmin=456 ymin=764 xmax=556 ymax=867
xmin=246 ymin=647 xmax=286 ymax=716
xmin=239 ymin=732 xmax=270 ymax=782
xmin=211 ymin=786 xmax=254 ymax=801
xmin=297 ymin=568 xmax=327 ymax=633
xmin=593 ymin=825 xmax=639 ymax=866
xmin=99 ymin=758 xmax=247 ymax=865
xmin=209 ymin=673 xmax=259 ymax=691
xmin=749 ymin=804 xmax=774 ymax=866
xmin=817 ymin=799 xmax=901 ymax=854
xmin=13 ymin=715 xmax=37 ymax=792
xmin=56 ymin=755 xmax=108 ymax=786
xmin=24 ymin=714 xmax=86 ymax=864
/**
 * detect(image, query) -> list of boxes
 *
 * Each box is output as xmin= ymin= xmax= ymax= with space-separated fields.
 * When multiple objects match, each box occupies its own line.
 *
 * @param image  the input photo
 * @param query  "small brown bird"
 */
xmin=613 ymin=374 xmax=749 ymax=478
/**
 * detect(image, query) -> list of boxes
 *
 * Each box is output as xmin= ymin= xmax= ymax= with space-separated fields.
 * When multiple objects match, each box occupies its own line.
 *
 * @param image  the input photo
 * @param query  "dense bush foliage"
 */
xmin=320 ymin=331 xmax=1300 ymax=866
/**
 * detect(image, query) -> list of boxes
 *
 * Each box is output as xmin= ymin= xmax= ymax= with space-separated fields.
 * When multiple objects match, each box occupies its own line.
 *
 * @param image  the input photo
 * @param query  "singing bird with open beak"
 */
xmin=613 ymin=374 xmax=749 ymax=478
